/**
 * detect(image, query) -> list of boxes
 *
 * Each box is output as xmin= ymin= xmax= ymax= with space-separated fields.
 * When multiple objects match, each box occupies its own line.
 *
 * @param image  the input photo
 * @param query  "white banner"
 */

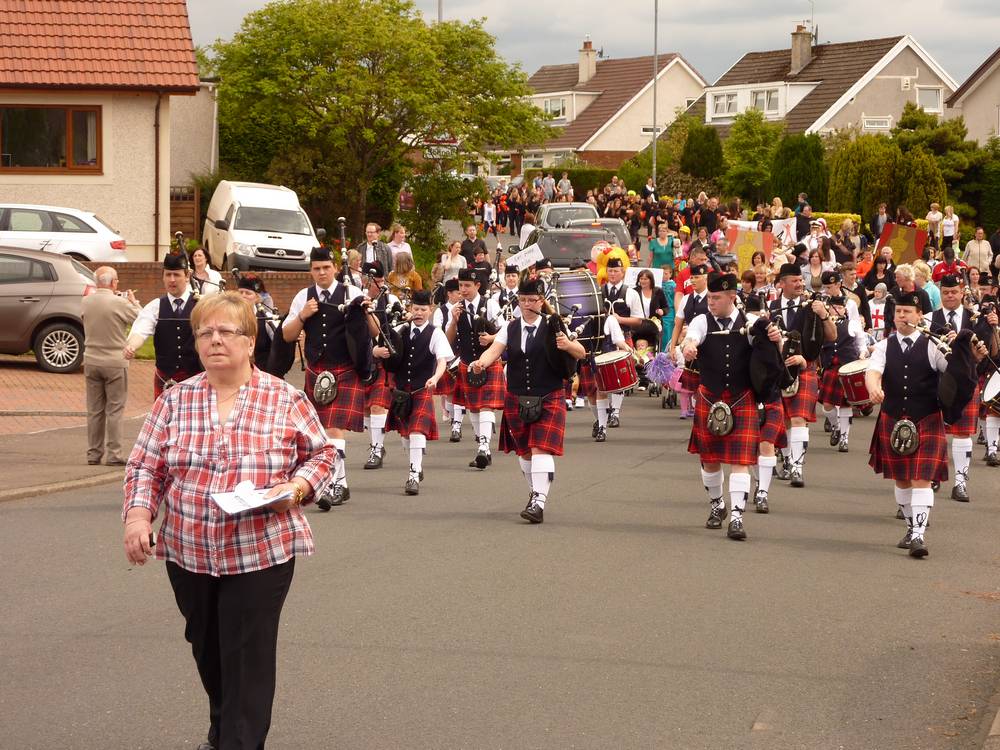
xmin=625 ymin=266 xmax=663 ymax=287
xmin=504 ymin=243 xmax=543 ymax=271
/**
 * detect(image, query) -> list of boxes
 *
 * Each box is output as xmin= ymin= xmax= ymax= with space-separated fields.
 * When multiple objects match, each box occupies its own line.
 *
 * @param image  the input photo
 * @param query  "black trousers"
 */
xmin=167 ymin=558 xmax=295 ymax=750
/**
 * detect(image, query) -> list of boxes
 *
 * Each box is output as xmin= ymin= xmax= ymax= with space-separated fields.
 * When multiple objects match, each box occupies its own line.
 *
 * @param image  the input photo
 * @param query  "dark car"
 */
xmin=0 ymin=245 xmax=95 ymax=372
xmin=563 ymin=217 xmax=631 ymax=249
xmin=515 ymin=226 xmax=619 ymax=269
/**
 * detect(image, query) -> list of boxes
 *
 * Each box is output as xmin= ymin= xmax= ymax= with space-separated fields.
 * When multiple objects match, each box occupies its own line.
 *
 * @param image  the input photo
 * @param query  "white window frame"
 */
xmin=544 ymin=98 xmax=567 ymax=119
xmin=712 ymin=92 xmax=737 ymax=115
xmin=750 ymin=88 xmax=779 ymax=113
xmin=915 ymin=86 xmax=943 ymax=113
xmin=523 ymin=152 xmax=544 ymax=170
xmin=862 ymin=116 xmax=893 ymax=131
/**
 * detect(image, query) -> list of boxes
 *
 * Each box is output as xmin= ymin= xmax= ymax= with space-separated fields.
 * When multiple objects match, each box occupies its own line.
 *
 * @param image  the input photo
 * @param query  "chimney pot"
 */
xmin=579 ymin=38 xmax=597 ymax=85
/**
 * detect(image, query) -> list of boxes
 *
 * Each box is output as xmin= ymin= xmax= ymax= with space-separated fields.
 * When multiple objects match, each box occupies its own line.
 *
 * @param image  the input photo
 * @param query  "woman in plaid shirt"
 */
xmin=123 ymin=293 xmax=334 ymax=750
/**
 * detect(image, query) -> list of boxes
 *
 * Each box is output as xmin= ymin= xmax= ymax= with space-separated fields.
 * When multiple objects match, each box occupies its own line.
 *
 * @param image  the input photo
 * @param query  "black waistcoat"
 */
xmin=505 ymin=317 xmax=565 ymax=396
xmin=604 ymin=283 xmax=630 ymax=317
xmin=685 ymin=292 xmax=708 ymax=321
xmin=821 ymin=318 xmax=860 ymax=368
xmin=769 ymin=296 xmax=804 ymax=331
xmin=455 ymin=296 xmax=488 ymax=363
xmin=397 ymin=324 xmax=438 ymax=391
xmin=881 ymin=335 xmax=939 ymax=422
xmin=253 ymin=308 xmax=272 ymax=370
xmin=154 ymin=295 xmax=200 ymax=374
xmin=303 ymin=284 xmax=350 ymax=365
xmin=929 ymin=306 xmax=971 ymax=335
xmin=697 ymin=312 xmax=752 ymax=396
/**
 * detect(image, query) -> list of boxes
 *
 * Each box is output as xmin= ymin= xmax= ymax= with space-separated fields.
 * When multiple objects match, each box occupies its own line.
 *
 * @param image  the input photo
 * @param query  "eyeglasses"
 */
xmin=195 ymin=326 xmax=245 ymax=341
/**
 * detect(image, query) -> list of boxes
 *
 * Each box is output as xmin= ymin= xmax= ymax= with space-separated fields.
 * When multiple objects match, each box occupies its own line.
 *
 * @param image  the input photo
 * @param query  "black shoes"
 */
xmin=520 ymin=493 xmax=544 ymax=524
xmin=404 ymin=475 xmax=420 ymax=495
xmin=896 ymin=507 xmax=905 ymax=520
xmin=471 ymin=443 xmax=491 ymax=469
xmin=951 ymin=482 xmax=970 ymax=502
xmin=837 ymin=437 xmax=849 ymax=453
xmin=909 ymin=536 xmax=929 ymax=558
xmin=705 ymin=504 xmax=727 ymax=529
xmin=897 ymin=529 xmax=913 ymax=549
xmin=829 ymin=427 xmax=840 ymax=446
xmin=608 ymin=411 xmax=621 ymax=428
xmin=595 ymin=426 xmax=607 ymax=442
xmin=450 ymin=425 xmax=462 ymax=443
xmin=774 ymin=452 xmax=791 ymax=480
xmin=364 ymin=445 xmax=383 ymax=469
xmin=591 ymin=420 xmax=599 ymax=438
xmin=754 ymin=490 xmax=769 ymax=514
xmin=823 ymin=416 xmax=832 ymax=433
xmin=987 ymin=452 xmax=999 ymax=467
xmin=790 ymin=467 xmax=804 ymax=487
xmin=727 ymin=517 xmax=747 ymax=540
xmin=317 ymin=484 xmax=350 ymax=510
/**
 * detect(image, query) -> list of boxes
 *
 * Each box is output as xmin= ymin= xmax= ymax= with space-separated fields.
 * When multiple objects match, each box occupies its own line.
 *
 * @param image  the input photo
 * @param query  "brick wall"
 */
xmin=83 ymin=262 xmax=313 ymax=312
xmin=577 ymin=150 xmax=636 ymax=169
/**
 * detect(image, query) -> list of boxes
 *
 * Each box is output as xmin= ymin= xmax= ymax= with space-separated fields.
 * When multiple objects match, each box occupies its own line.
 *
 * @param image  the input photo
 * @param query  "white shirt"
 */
xmin=683 ymin=309 xmax=753 ymax=347
xmin=364 ymin=243 xmax=376 ymax=263
xmin=189 ymin=267 xmax=224 ymax=295
xmin=128 ymin=290 xmax=195 ymax=343
xmin=396 ymin=323 xmax=453 ymax=361
xmin=604 ymin=315 xmax=627 ymax=346
xmin=493 ymin=315 xmax=546 ymax=350
xmin=605 ymin=284 xmax=643 ymax=317
xmin=455 ymin=294 xmax=501 ymax=328
xmin=519 ymin=223 xmax=536 ymax=249
xmin=432 ymin=301 xmax=458 ymax=328
xmin=282 ymin=281 xmax=364 ymax=328
xmin=867 ymin=331 xmax=948 ymax=374
xmin=924 ymin=305 xmax=965 ymax=331
xmin=675 ymin=291 xmax=707 ymax=322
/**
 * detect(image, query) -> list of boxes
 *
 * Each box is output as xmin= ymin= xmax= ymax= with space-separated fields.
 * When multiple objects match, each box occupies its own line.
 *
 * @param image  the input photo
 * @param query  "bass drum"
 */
xmin=549 ymin=271 xmax=606 ymax=354
xmin=983 ymin=370 xmax=1000 ymax=415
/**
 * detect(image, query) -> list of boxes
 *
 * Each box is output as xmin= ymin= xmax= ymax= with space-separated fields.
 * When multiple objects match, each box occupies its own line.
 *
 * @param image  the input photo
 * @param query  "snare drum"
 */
xmin=550 ymin=271 xmax=606 ymax=354
xmin=837 ymin=359 xmax=871 ymax=406
xmin=983 ymin=370 xmax=1000 ymax=414
xmin=593 ymin=350 xmax=639 ymax=393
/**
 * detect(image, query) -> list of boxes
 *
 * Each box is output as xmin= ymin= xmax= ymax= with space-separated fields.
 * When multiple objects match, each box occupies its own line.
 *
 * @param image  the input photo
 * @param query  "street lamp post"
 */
xmin=651 ymin=0 xmax=658 ymax=192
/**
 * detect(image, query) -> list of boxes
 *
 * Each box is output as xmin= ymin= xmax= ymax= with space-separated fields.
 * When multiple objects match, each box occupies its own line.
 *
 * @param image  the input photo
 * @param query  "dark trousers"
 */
xmin=167 ymin=558 xmax=295 ymax=750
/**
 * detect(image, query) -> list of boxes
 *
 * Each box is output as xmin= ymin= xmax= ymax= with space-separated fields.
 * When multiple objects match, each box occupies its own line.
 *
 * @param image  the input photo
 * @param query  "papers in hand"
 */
xmin=211 ymin=480 xmax=291 ymax=515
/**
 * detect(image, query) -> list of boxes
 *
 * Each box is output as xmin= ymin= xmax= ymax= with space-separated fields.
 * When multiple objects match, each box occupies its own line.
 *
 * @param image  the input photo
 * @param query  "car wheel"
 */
xmin=34 ymin=323 xmax=84 ymax=373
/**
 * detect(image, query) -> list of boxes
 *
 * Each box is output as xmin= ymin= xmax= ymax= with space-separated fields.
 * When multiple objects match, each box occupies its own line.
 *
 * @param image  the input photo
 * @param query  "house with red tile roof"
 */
xmin=0 ymin=0 xmax=200 ymax=260
xmin=688 ymin=26 xmax=957 ymax=138
xmin=503 ymin=39 xmax=705 ymax=172
xmin=946 ymin=47 xmax=1000 ymax=144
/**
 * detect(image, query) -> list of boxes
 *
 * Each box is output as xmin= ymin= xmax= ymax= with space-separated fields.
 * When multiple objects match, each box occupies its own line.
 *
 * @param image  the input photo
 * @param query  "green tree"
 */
xmin=827 ymin=134 xmax=902 ymax=221
xmin=618 ymin=112 xmax=695 ymax=192
xmin=899 ymin=146 xmax=947 ymax=215
xmin=680 ymin=120 xmax=724 ymax=180
xmin=721 ymin=109 xmax=784 ymax=203
xmin=769 ymin=133 xmax=827 ymax=210
xmin=213 ymin=0 xmax=552 ymax=240
xmin=399 ymin=169 xmax=486 ymax=269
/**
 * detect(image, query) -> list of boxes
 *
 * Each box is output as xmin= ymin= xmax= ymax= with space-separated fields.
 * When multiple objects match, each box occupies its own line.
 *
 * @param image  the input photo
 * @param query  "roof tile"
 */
xmin=0 ymin=0 xmax=199 ymax=91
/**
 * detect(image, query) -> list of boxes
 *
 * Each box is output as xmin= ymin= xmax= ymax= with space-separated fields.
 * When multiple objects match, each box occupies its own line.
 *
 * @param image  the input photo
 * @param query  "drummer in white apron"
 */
xmin=602 ymin=257 xmax=644 ymax=427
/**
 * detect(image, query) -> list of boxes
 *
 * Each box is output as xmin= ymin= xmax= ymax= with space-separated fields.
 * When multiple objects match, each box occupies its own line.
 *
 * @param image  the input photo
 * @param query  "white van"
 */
xmin=202 ymin=181 xmax=325 ymax=271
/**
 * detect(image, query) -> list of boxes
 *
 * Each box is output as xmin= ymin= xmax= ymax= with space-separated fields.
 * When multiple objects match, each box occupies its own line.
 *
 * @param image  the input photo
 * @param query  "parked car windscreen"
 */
xmin=543 ymin=205 xmax=600 ymax=227
xmin=234 ymin=207 xmax=312 ymax=235
xmin=532 ymin=231 xmax=615 ymax=265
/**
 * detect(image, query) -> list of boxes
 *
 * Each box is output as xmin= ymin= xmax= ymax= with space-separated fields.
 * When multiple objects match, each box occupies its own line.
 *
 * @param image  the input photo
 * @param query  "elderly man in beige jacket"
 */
xmin=81 ymin=266 xmax=141 ymax=465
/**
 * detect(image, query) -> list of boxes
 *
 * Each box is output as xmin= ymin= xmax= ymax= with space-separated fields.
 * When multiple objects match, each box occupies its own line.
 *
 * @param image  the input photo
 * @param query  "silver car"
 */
xmin=0 ymin=246 xmax=94 ymax=372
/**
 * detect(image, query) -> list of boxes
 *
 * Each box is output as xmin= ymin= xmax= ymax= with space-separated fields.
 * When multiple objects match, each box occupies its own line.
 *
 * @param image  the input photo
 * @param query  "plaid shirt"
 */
xmin=123 ymin=368 xmax=334 ymax=577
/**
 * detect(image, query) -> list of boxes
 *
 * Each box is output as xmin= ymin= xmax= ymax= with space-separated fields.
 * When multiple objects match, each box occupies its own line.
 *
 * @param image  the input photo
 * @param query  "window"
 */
xmin=523 ymin=152 xmax=544 ymax=169
xmin=750 ymin=89 xmax=779 ymax=113
xmin=8 ymin=208 xmax=55 ymax=232
xmin=52 ymin=212 xmax=96 ymax=233
xmin=0 ymin=105 xmax=101 ymax=173
xmin=917 ymin=87 xmax=943 ymax=113
xmin=0 ymin=254 xmax=51 ymax=284
xmin=544 ymin=98 xmax=567 ymax=118
xmin=862 ymin=116 xmax=892 ymax=131
xmin=712 ymin=93 xmax=737 ymax=115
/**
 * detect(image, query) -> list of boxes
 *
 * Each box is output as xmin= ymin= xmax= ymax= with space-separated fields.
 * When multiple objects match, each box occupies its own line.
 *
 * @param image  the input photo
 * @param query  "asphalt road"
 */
xmin=2 ymin=392 xmax=1000 ymax=749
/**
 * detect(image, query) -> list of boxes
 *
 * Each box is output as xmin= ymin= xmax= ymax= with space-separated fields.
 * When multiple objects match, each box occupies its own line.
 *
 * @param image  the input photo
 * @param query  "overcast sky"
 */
xmin=188 ymin=0 xmax=998 ymax=87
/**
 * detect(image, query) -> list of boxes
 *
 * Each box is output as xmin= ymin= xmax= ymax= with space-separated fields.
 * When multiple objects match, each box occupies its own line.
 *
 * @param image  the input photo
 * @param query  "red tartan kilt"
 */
xmin=678 ymin=367 xmax=700 ymax=392
xmin=759 ymin=399 xmax=788 ymax=449
xmin=154 ymin=368 xmax=194 ymax=398
xmin=434 ymin=368 xmax=456 ymax=397
xmin=577 ymin=361 xmax=597 ymax=399
xmin=817 ymin=360 xmax=848 ymax=406
xmin=499 ymin=390 xmax=566 ymax=457
xmin=385 ymin=388 xmax=439 ymax=440
xmin=364 ymin=366 xmax=394 ymax=409
xmin=687 ymin=388 xmax=760 ymax=466
xmin=305 ymin=363 xmax=365 ymax=432
xmin=782 ymin=364 xmax=818 ymax=422
xmin=946 ymin=386 xmax=980 ymax=436
xmin=869 ymin=410 xmax=948 ymax=482
xmin=455 ymin=361 xmax=505 ymax=411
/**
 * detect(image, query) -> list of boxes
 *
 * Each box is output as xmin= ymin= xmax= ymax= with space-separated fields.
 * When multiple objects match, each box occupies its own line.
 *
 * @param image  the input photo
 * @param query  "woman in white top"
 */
xmin=941 ymin=205 xmax=959 ymax=251
xmin=189 ymin=246 xmax=224 ymax=295
xmin=386 ymin=223 xmax=413 ymax=259
xmin=439 ymin=240 xmax=467 ymax=282
xmin=925 ymin=203 xmax=943 ymax=242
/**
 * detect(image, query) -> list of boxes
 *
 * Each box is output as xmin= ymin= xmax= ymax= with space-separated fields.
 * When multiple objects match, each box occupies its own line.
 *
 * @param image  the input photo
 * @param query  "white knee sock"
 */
xmin=370 ymin=413 xmax=387 ymax=449
xmin=729 ymin=472 xmax=751 ymax=519
xmin=837 ymin=408 xmax=852 ymax=439
xmin=987 ymin=416 xmax=1000 ymax=453
xmin=910 ymin=487 xmax=934 ymax=539
xmin=518 ymin=456 xmax=533 ymax=489
xmin=952 ymin=437 xmax=973 ymax=484
xmin=701 ymin=467 xmax=724 ymax=508
xmin=530 ymin=454 xmax=555 ymax=507
xmin=596 ymin=399 xmax=610 ymax=428
xmin=822 ymin=404 xmax=834 ymax=423
xmin=478 ymin=411 xmax=495 ymax=447
xmin=409 ymin=433 xmax=426 ymax=475
xmin=610 ymin=392 xmax=624 ymax=412
xmin=757 ymin=455 xmax=776 ymax=495
xmin=331 ymin=438 xmax=348 ymax=487
xmin=789 ymin=426 xmax=809 ymax=468
xmin=894 ymin=485 xmax=912 ymax=521
xmin=363 ymin=416 xmax=370 ymax=432
xmin=442 ymin=397 xmax=453 ymax=421
xmin=589 ymin=402 xmax=599 ymax=419
xmin=452 ymin=404 xmax=465 ymax=430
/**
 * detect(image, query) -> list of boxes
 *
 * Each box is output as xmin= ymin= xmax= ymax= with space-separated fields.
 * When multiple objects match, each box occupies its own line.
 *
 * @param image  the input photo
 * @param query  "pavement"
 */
xmin=2 ymin=377 xmax=1000 ymax=748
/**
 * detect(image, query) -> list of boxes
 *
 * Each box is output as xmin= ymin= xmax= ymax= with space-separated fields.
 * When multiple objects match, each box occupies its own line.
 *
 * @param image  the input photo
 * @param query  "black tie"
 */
xmin=321 ymin=290 xmax=331 ymax=304
xmin=903 ymin=337 xmax=913 ymax=353
xmin=717 ymin=317 xmax=729 ymax=331
xmin=524 ymin=324 xmax=536 ymax=351
xmin=948 ymin=310 xmax=957 ymax=330
xmin=173 ymin=298 xmax=183 ymax=314
xmin=467 ymin=302 xmax=475 ymax=321
xmin=784 ymin=301 xmax=794 ymax=328
xmin=411 ymin=327 xmax=420 ymax=340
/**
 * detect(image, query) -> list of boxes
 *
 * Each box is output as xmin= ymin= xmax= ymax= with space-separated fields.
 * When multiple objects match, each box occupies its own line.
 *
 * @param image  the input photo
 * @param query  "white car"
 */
xmin=0 ymin=204 xmax=128 ymax=263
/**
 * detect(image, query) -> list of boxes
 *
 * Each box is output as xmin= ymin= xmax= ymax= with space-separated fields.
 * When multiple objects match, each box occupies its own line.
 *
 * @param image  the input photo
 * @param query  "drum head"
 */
xmin=594 ymin=350 xmax=628 ymax=365
xmin=837 ymin=359 xmax=869 ymax=375
xmin=985 ymin=372 xmax=1000 ymax=402
xmin=552 ymin=271 xmax=605 ymax=355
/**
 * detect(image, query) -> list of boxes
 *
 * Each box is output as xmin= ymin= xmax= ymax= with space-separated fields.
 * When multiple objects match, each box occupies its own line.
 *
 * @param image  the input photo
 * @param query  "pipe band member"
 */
xmin=432 ymin=278 xmax=465 ymax=441
xmin=125 ymin=252 xmax=202 ymax=397
xmin=470 ymin=277 xmax=587 ymax=524
xmin=601 ymin=257 xmax=644 ymax=427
